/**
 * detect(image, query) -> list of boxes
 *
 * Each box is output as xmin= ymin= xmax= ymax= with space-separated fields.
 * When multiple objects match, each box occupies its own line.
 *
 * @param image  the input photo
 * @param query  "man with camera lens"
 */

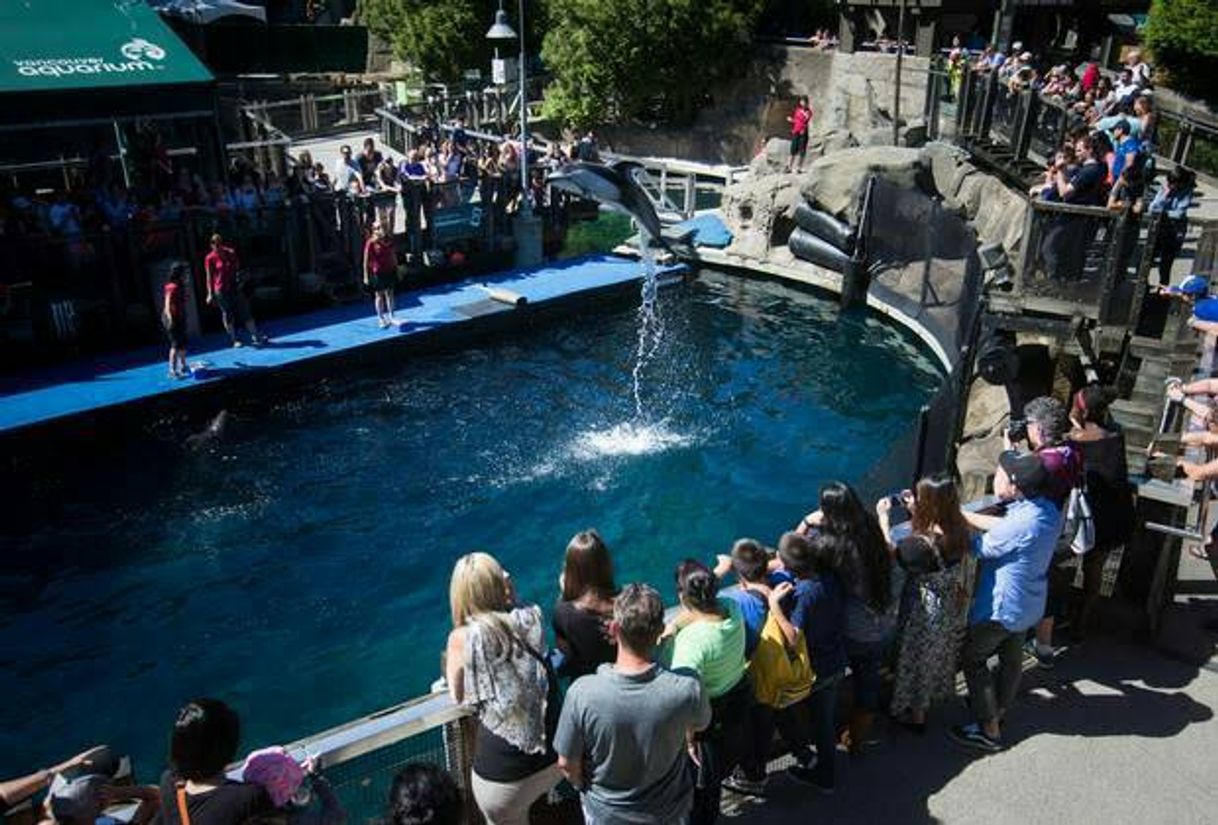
xmin=952 ymin=448 xmax=1062 ymax=753
xmin=1009 ymin=397 xmax=1083 ymax=667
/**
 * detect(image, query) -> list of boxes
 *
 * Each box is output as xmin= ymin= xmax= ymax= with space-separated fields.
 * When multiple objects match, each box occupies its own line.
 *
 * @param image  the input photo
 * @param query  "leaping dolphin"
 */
xmin=546 ymin=160 xmax=672 ymax=252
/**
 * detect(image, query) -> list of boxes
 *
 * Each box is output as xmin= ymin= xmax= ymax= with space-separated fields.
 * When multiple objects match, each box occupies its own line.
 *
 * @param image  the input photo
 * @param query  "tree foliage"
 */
xmin=1143 ymin=0 xmax=1218 ymax=101
xmin=541 ymin=0 xmax=765 ymax=130
xmin=359 ymin=0 xmax=549 ymax=84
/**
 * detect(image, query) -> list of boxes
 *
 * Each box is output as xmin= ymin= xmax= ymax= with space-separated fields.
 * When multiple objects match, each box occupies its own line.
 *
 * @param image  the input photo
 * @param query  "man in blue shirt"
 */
xmin=950 ymin=450 xmax=1063 ymax=752
xmin=1110 ymin=119 xmax=1142 ymax=184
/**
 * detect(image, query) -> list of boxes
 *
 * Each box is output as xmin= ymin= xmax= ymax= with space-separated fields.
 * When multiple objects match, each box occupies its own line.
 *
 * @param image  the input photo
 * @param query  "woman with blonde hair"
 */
xmin=878 ymin=475 xmax=976 ymax=731
xmin=444 ymin=553 xmax=559 ymax=825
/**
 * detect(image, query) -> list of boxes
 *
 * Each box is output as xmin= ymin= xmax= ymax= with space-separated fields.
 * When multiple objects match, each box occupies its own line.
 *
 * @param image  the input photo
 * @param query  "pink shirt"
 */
xmin=791 ymin=106 xmax=812 ymax=136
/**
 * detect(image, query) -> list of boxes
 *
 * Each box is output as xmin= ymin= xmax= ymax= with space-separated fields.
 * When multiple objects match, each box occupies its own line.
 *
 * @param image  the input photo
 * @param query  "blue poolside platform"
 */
xmin=0 ymin=254 xmax=687 ymax=438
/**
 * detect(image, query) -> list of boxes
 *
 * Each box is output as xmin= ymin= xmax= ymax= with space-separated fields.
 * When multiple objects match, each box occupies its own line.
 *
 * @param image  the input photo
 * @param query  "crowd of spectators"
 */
xmin=7 ymin=390 xmax=1135 ymax=825
xmin=943 ymin=40 xmax=1201 ymax=283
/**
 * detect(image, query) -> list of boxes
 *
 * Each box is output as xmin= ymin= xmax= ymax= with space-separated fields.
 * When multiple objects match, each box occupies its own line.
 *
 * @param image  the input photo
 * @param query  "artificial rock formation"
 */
xmin=720 ymin=140 xmax=1026 ymax=267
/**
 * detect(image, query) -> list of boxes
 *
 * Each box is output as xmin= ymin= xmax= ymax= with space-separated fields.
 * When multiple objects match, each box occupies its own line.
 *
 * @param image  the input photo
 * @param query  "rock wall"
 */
xmin=720 ymin=141 xmax=1027 ymax=269
xmin=597 ymin=47 xmax=928 ymax=165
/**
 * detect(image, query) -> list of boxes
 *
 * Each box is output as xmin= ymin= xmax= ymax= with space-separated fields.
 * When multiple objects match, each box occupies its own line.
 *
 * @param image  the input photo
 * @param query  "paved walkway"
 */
xmin=724 ymin=605 xmax=1218 ymax=824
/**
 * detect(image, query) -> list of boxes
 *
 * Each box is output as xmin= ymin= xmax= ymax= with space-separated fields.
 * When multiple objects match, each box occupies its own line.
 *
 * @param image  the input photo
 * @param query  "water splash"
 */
xmin=573 ymin=420 xmax=693 ymax=460
xmin=630 ymin=239 xmax=664 ymax=418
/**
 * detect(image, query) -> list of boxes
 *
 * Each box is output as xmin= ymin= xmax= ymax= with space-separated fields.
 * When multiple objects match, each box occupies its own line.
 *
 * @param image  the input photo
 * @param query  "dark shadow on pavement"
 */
xmin=724 ymin=636 xmax=1212 ymax=824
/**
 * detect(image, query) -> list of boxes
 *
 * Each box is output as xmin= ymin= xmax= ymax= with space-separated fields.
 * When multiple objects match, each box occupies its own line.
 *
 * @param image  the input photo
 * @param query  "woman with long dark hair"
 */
xmin=553 ymin=529 xmax=618 ymax=680
xmin=1068 ymin=386 xmax=1133 ymax=636
xmin=800 ymin=481 xmax=901 ymax=753
xmin=882 ymin=475 xmax=976 ymax=731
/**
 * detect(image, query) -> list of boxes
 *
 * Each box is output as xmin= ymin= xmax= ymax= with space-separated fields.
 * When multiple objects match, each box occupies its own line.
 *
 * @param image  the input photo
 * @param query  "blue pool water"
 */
xmin=0 ymin=268 xmax=942 ymax=778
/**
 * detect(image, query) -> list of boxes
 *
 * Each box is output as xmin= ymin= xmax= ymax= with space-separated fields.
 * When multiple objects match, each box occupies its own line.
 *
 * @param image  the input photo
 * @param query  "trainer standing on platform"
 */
xmin=786 ymin=97 xmax=813 ymax=173
xmin=363 ymin=222 xmax=398 ymax=329
xmin=204 ymin=234 xmax=265 ymax=348
xmin=163 ymin=263 xmax=189 ymax=379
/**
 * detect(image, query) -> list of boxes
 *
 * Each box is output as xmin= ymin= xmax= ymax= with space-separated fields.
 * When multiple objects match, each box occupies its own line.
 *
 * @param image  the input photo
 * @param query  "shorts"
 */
xmin=215 ymin=288 xmax=247 ymax=327
xmin=165 ymin=319 xmax=187 ymax=349
xmin=373 ymin=270 xmax=397 ymax=292
xmin=790 ymin=131 xmax=809 ymax=158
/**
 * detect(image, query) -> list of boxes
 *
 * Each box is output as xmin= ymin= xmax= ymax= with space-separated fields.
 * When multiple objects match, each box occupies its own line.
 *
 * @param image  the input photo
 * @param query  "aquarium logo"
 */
xmin=12 ymin=38 xmax=167 ymax=80
xmin=120 ymin=39 xmax=167 ymax=62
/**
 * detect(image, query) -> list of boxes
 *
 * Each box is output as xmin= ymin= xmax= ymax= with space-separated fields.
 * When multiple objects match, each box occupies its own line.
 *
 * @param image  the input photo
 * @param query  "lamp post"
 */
xmin=487 ymin=1 xmax=543 ymax=265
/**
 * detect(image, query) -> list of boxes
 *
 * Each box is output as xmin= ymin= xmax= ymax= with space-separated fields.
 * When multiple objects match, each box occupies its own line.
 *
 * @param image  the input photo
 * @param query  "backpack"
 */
xmin=750 ymin=609 xmax=815 ymax=708
xmin=1062 ymin=482 xmax=1096 ymax=555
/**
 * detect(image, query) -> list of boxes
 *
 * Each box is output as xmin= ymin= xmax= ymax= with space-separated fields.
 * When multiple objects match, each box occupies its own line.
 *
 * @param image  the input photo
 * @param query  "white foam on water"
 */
xmin=571 ymin=421 xmax=693 ymax=459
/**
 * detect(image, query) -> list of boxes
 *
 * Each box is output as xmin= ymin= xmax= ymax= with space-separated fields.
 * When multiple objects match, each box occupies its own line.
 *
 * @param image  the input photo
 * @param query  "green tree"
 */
xmin=541 ymin=0 xmax=765 ymax=130
xmin=359 ymin=0 xmax=550 ymax=84
xmin=1143 ymin=0 xmax=1218 ymax=102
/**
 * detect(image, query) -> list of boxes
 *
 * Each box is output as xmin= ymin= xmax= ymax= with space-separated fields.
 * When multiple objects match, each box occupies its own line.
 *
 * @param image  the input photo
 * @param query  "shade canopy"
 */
xmin=0 ymin=0 xmax=216 ymax=130
xmin=0 ymin=0 xmax=213 ymax=95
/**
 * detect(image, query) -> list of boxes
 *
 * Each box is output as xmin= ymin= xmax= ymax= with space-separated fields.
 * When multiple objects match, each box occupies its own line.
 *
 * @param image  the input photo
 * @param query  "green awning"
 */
xmin=0 ymin=0 xmax=213 ymax=94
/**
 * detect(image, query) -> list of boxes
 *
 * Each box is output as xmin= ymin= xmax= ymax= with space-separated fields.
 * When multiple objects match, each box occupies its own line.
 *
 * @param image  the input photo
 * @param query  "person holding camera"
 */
xmin=1010 ymin=396 xmax=1082 ymax=667
xmin=952 ymin=450 xmax=1062 ymax=753
xmin=880 ymin=475 xmax=976 ymax=733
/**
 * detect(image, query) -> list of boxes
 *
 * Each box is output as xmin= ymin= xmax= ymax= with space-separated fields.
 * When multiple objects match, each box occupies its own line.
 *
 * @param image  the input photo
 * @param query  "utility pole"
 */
xmin=893 ymin=0 xmax=907 ymax=146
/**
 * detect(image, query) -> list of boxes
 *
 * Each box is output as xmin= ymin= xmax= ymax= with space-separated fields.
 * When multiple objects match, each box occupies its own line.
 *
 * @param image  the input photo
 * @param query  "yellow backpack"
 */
xmin=750 ymin=608 xmax=815 ymax=708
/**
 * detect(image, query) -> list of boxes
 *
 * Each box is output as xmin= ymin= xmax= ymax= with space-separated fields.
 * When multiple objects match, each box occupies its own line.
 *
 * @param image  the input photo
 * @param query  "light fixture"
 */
xmin=486 ymin=8 xmax=517 ymax=41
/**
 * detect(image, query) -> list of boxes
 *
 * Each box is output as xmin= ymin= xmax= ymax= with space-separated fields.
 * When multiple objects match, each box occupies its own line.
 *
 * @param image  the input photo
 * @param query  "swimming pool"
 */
xmin=0 ymin=267 xmax=942 ymax=778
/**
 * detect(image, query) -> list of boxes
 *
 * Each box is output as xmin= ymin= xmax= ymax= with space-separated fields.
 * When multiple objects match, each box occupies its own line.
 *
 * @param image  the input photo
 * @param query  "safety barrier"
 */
xmin=930 ymin=66 xmax=1218 ymax=186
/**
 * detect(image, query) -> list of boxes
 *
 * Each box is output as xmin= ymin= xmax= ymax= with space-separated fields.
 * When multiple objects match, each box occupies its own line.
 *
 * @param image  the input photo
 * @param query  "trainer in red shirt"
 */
xmin=204 ymin=237 xmax=239 ymax=298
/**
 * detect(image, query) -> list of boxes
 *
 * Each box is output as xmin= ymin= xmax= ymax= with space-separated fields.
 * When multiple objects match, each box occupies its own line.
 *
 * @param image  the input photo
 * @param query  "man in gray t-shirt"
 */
xmin=555 ymin=583 xmax=711 ymax=825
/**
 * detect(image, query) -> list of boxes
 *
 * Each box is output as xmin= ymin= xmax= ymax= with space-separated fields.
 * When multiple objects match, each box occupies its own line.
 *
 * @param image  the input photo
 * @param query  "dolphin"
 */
xmin=185 ymin=409 xmax=229 ymax=451
xmin=545 ymin=160 xmax=673 ymax=252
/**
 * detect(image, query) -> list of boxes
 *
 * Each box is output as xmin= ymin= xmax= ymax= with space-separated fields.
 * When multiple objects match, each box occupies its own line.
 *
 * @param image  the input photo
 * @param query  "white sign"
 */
xmin=12 ymin=38 xmax=167 ymax=80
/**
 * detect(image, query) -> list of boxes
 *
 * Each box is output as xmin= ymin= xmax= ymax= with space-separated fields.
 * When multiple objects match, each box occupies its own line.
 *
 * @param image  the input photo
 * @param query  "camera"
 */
xmin=1007 ymin=418 xmax=1028 ymax=443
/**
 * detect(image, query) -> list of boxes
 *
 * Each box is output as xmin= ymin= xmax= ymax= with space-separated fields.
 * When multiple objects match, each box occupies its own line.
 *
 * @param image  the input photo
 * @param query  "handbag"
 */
xmin=750 ymin=607 xmax=815 ymax=709
xmin=510 ymin=631 xmax=561 ymax=752
xmin=1063 ymin=483 xmax=1096 ymax=556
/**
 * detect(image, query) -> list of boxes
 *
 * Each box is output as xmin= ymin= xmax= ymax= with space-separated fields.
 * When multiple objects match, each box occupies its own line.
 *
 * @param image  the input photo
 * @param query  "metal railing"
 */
xmin=241 ymin=89 xmax=391 ymax=140
xmin=376 ymin=107 xmax=746 ymax=223
xmin=933 ymin=66 xmax=1218 ymax=186
xmin=1010 ymin=198 xmax=1145 ymax=326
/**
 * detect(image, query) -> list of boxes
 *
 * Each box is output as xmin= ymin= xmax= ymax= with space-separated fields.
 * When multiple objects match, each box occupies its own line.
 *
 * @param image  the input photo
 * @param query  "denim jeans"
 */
xmin=807 ymin=669 xmax=844 ymax=788
xmin=960 ymin=620 xmax=1025 ymax=727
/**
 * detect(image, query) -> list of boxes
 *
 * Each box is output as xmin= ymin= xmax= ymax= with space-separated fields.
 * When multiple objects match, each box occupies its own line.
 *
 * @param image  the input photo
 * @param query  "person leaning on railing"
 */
xmin=0 ymin=747 xmax=108 ymax=814
xmin=443 ymin=553 xmax=561 ymax=825
xmin=1148 ymin=167 xmax=1197 ymax=287
xmin=552 ymin=529 xmax=618 ymax=680
xmin=657 ymin=559 xmax=748 ymax=825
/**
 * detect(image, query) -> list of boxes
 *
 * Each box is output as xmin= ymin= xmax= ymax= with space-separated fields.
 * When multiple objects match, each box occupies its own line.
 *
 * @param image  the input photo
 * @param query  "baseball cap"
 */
xmin=1167 ymin=274 xmax=1209 ymax=297
xmin=998 ymin=449 xmax=1048 ymax=495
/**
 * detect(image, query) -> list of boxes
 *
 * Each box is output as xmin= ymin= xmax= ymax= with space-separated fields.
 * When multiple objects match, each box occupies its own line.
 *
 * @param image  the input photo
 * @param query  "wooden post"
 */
xmin=683 ymin=174 xmax=696 ymax=219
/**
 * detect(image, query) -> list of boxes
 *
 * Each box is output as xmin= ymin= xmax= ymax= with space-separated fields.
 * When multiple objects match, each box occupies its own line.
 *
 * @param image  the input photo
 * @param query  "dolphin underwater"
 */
xmin=185 ymin=409 xmax=229 ymax=451
xmin=545 ymin=161 xmax=673 ymax=252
